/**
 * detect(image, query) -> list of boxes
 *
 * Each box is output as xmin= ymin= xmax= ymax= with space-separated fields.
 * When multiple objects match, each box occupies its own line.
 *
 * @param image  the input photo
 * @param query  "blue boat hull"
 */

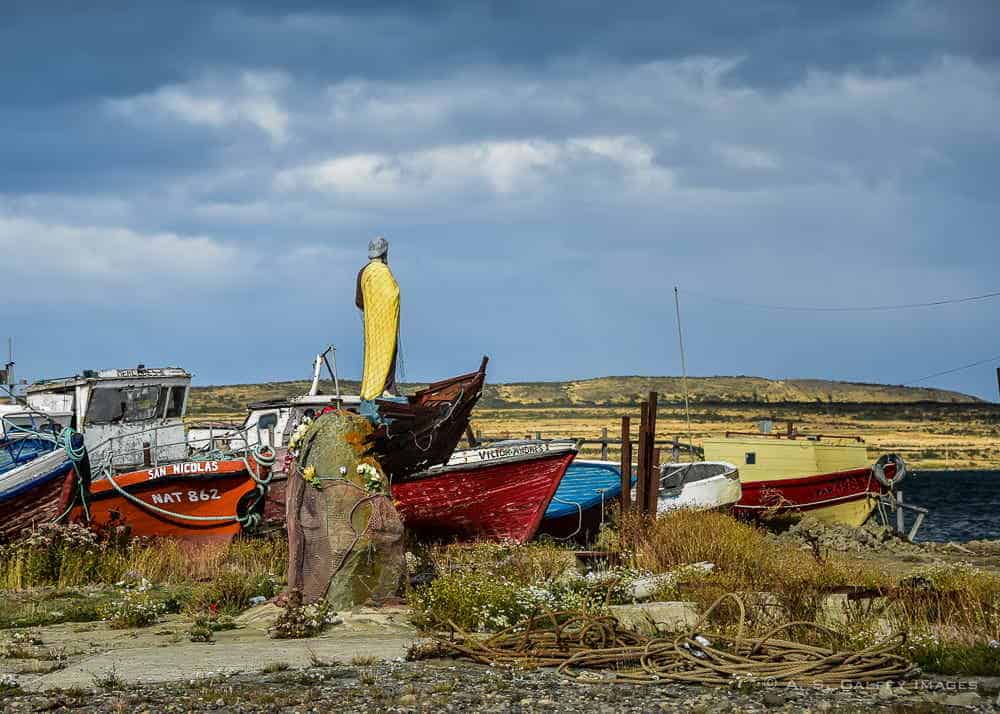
xmin=544 ymin=460 xmax=633 ymax=520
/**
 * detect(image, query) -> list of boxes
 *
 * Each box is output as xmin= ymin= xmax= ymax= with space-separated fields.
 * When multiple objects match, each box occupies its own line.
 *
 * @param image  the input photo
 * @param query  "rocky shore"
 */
xmin=3 ymin=660 xmax=999 ymax=713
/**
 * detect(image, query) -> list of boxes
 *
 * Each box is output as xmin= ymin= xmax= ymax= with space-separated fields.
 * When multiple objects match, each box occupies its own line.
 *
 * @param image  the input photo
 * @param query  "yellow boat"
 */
xmin=702 ymin=427 xmax=904 ymax=527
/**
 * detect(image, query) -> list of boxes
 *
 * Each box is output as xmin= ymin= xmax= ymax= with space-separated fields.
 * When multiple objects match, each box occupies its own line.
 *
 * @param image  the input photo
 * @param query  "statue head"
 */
xmin=368 ymin=236 xmax=389 ymax=261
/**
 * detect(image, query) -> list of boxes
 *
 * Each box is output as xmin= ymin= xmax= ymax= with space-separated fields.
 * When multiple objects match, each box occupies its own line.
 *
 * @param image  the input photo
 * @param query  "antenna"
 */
xmin=2 ymin=337 xmax=13 ymax=403
xmin=673 ymin=288 xmax=694 ymax=461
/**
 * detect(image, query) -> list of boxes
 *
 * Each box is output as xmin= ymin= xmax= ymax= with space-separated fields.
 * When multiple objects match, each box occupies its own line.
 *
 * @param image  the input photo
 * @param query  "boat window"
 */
xmin=86 ymin=388 xmax=125 ymax=425
xmin=122 ymin=386 xmax=162 ymax=422
xmin=258 ymin=413 xmax=278 ymax=431
xmin=745 ymin=452 xmax=756 ymax=465
xmin=165 ymin=387 xmax=186 ymax=419
xmin=86 ymin=385 xmax=163 ymax=425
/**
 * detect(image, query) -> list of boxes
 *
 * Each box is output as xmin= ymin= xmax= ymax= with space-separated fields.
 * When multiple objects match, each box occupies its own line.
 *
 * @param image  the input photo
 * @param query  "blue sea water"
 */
xmin=901 ymin=470 xmax=1000 ymax=542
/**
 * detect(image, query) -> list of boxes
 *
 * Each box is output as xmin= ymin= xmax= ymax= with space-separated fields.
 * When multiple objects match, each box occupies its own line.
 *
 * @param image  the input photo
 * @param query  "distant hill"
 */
xmin=187 ymin=375 xmax=980 ymax=416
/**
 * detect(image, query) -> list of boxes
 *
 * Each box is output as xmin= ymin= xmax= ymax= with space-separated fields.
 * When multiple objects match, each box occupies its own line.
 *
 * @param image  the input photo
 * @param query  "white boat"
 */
xmin=655 ymin=461 xmax=741 ymax=513
xmin=188 ymin=346 xmax=360 ymax=453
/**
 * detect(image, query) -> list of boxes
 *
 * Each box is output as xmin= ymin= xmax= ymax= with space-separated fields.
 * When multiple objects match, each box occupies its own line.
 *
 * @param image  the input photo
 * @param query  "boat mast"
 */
xmin=673 ymin=288 xmax=694 ymax=461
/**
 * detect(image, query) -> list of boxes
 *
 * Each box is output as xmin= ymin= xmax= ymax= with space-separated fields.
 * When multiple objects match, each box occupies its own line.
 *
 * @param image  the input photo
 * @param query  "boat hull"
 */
xmin=657 ymin=472 xmax=742 ymax=514
xmin=0 ymin=449 xmax=79 ymax=541
xmin=392 ymin=450 xmax=575 ymax=543
xmin=73 ymin=459 xmax=261 ymax=540
xmin=733 ymin=466 xmax=886 ymax=527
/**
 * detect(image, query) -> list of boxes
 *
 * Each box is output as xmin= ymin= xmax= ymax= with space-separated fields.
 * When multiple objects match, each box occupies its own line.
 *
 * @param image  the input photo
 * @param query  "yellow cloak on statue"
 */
xmin=359 ymin=261 xmax=400 ymax=400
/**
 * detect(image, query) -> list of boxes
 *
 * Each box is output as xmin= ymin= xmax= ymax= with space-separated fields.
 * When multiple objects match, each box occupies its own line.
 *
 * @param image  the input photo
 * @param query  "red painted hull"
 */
xmin=0 ymin=461 xmax=78 ymax=541
xmin=391 ymin=452 xmax=575 ymax=543
xmin=733 ymin=464 xmax=895 ymax=519
xmin=73 ymin=460 xmax=262 ymax=540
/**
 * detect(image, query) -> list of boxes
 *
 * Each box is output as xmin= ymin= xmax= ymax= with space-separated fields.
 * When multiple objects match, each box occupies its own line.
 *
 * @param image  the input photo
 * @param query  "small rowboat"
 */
xmin=391 ymin=439 xmax=577 ymax=542
xmin=657 ymin=461 xmax=741 ymax=513
xmin=72 ymin=456 xmax=272 ymax=540
xmin=366 ymin=357 xmax=488 ymax=479
xmin=0 ymin=434 xmax=86 ymax=541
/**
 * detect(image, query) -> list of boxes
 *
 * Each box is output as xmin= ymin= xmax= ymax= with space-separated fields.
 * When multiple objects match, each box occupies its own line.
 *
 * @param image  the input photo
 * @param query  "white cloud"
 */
xmin=274 ymin=135 xmax=673 ymax=200
xmin=0 ymin=215 xmax=250 ymax=303
xmin=108 ymin=71 xmax=291 ymax=144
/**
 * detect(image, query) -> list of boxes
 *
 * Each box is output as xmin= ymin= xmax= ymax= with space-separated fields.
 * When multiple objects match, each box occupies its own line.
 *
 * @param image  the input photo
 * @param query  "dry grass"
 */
xmin=614 ymin=510 xmax=889 ymax=623
xmin=609 ymin=509 xmax=1000 ymax=674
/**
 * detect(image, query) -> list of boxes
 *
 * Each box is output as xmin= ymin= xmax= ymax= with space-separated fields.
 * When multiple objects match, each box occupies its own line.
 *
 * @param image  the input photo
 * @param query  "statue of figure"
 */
xmin=356 ymin=237 xmax=400 ymax=402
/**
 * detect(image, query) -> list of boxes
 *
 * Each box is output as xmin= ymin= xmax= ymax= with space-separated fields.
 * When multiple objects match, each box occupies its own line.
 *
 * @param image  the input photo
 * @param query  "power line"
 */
xmin=680 ymin=288 xmax=1000 ymax=313
xmin=909 ymin=354 xmax=1000 ymax=385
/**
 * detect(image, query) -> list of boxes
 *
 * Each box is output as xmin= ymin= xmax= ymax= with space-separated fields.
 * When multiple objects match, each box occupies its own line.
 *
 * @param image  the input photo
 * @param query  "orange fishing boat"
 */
xmin=24 ymin=364 xmax=275 ymax=540
xmin=72 ymin=456 xmax=272 ymax=540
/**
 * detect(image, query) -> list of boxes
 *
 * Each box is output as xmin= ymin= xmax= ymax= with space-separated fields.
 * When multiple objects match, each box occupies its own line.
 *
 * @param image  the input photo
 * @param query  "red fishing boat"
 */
xmin=72 ymin=456 xmax=272 ymax=540
xmin=391 ymin=440 xmax=577 ymax=542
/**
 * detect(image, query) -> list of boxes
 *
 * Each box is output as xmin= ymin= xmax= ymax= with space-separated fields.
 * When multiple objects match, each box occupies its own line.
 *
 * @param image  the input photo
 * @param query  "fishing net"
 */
xmin=285 ymin=411 xmax=406 ymax=608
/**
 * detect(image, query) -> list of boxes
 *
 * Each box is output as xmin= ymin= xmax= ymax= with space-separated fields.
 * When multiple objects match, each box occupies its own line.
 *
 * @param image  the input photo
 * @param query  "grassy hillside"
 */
xmin=187 ymin=374 xmax=980 ymax=417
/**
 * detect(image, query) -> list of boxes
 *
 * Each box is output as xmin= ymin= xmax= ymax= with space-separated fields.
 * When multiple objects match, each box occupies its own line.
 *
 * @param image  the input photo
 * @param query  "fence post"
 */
xmin=636 ymin=401 xmax=649 ymax=513
xmin=536 ymin=431 xmax=541 ymax=440
xmin=601 ymin=427 xmax=609 ymax=461
xmin=620 ymin=416 xmax=632 ymax=513
xmin=644 ymin=392 xmax=659 ymax=514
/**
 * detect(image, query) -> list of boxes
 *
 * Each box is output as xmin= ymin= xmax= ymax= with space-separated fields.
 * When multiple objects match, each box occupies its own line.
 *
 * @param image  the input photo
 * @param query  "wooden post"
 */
xmin=536 ymin=431 xmax=541 ymax=440
xmin=601 ymin=427 xmax=609 ymax=461
xmin=650 ymin=448 xmax=662 ymax=514
xmin=896 ymin=491 xmax=905 ymax=534
xmin=644 ymin=392 xmax=659 ymax=514
xmin=636 ymin=401 xmax=649 ymax=513
xmin=619 ymin=416 xmax=632 ymax=512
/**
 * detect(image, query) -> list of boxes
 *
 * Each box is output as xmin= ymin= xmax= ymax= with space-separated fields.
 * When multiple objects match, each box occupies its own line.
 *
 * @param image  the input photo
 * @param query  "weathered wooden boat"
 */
xmin=657 ymin=461 xmax=741 ymax=513
xmin=703 ymin=428 xmax=905 ymax=527
xmin=391 ymin=439 xmax=577 ymax=542
xmin=0 ymin=429 xmax=88 ymax=541
xmin=362 ymin=357 xmax=489 ymax=479
xmin=74 ymin=455 xmax=272 ymax=539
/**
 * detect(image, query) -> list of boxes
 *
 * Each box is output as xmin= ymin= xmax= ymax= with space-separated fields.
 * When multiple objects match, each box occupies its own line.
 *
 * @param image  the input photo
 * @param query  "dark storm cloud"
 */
xmin=4 ymin=0 xmax=997 ymax=107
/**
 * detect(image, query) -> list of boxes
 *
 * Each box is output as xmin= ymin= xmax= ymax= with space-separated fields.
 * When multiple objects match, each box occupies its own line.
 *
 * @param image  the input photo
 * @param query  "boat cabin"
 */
xmin=702 ymin=431 xmax=869 ymax=485
xmin=25 ymin=366 xmax=191 ymax=469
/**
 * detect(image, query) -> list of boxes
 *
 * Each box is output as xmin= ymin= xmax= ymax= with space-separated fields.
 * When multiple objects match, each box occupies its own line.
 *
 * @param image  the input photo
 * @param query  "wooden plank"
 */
xmin=619 ymin=416 xmax=632 ymax=513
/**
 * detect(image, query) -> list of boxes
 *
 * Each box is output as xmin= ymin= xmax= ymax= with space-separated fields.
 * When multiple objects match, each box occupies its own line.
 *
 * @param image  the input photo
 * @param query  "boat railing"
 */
xmin=85 ymin=421 xmax=258 ymax=476
xmin=723 ymin=431 xmax=864 ymax=443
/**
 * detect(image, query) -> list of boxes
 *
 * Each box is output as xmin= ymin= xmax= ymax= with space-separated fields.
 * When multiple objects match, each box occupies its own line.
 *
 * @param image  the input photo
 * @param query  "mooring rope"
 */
xmin=429 ymin=593 xmax=917 ymax=685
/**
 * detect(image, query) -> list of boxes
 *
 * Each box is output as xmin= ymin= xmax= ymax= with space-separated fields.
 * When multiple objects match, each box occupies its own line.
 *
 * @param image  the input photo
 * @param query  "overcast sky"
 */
xmin=3 ymin=1 xmax=998 ymax=399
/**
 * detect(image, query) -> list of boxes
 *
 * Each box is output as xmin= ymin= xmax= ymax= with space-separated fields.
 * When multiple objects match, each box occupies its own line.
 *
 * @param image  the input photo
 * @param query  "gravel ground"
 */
xmin=2 ymin=661 xmax=998 ymax=712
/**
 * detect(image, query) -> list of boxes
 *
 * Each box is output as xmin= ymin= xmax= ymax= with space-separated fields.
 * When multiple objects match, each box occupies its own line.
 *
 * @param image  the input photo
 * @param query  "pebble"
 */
xmin=943 ymin=691 xmax=982 ymax=708
xmin=762 ymin=691 xmax=785 ymax=707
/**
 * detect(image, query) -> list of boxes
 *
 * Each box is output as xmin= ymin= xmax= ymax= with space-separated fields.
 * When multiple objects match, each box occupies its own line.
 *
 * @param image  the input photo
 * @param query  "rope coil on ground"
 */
xmin=430 ymin=594 xmax=918 ymax=686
